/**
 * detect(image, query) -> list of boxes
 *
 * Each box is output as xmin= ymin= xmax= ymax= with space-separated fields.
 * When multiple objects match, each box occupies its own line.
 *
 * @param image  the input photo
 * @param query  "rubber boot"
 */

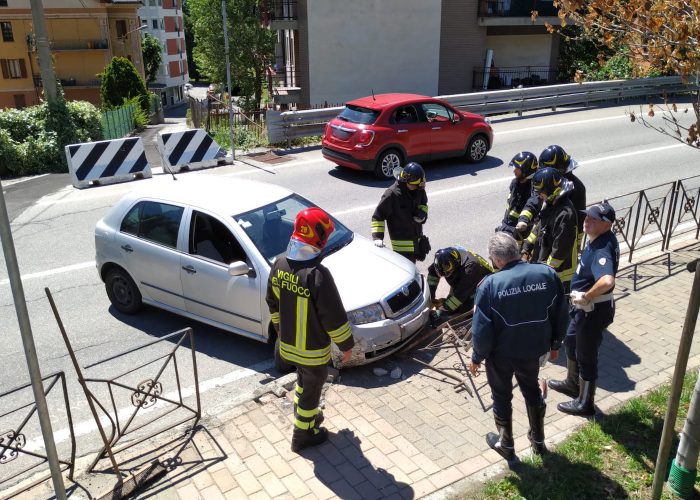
xmin=526 ymin=403 xmax=547 ymax=455
xmin=558 ymin=377 xmax=596 ymax=416
xmin=485 ymin=414 xmax=515 ymax=461
xmin=548 ymin=358 xmax=579 ymax=398
xmin=291 ymin=427 xmax=328 ymax=453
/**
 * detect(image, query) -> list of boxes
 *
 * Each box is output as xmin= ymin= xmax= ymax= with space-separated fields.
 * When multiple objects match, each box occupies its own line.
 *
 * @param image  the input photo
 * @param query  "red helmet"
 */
xmin=291 ymin=207 xmax=334 ymax=249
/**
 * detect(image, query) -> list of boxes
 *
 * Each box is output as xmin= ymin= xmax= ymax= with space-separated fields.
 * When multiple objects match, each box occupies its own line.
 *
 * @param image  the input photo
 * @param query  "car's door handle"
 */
xmin=397 ymin=129 xmax=408 ymax=133
xmin=182 ymin=265 xmax=197 ymax=274
xmin=120 ymin=244 xmax=133 ymax=253
xmin=432 ymin=127 xmax=442 ymax=130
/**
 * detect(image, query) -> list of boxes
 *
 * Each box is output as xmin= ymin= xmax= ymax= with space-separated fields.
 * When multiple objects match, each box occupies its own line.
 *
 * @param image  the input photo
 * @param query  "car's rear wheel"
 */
xmin=105 ymin=268 xmax=143 ymax=314
xmin=466 ymin=134 xmax=489 ymax=163
xmin=374 ymin=149 xmax=403 ymax=179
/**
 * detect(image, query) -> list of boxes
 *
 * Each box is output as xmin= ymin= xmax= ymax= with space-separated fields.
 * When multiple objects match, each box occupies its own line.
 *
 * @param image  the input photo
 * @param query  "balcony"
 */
xmin=59 ymin=78 xmax=101 ymax=87
xmin=478 ymin=0 xmax=559 ymax=26
xmin=472 ymin=65 xmax=561 ymax=90
xmin=265 ymin=0 xmax=298 ymax=30
xmin=269 ymin=67 xmax=300 ymax=105
xmin=50 ymin=39 xmax=109 ymax=51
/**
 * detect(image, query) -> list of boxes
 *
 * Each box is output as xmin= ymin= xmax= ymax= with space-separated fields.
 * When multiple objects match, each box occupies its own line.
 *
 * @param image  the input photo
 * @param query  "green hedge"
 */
xmin=0 ymin=99 xmax=102 ymax=177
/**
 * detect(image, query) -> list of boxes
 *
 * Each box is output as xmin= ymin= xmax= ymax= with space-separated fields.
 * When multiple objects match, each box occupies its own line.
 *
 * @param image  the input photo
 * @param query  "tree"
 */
xmin=187 ymin=0 xmax=275 ymax=111
xmin=141 ymin=33 xmax=163 ymax=85
xmin=548 ymin=0 xmax=700 ymax=147
xmin=183 ymin=0 xmax=202 ymax=81
xmin=99 ymin=57 xmax=149 ymax=112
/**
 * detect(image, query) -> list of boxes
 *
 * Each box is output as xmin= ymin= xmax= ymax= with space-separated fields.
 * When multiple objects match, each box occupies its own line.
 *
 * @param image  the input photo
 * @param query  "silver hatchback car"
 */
xmin=95 ymin=176 xmax=430 ymax=369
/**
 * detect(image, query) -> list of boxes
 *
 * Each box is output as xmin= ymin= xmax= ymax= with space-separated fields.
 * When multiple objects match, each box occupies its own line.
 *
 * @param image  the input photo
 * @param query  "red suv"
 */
xmin=322 ymin=93 xmax=493 ymax=179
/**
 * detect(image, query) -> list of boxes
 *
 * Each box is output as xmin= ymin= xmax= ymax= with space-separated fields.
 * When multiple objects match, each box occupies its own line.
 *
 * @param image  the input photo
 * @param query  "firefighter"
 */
xmin=539 ymin=145 xmax=587 ymax=249
xmin=497 ymin=151 xmax=538 ymax=240
xmin=470 ymin=232 xmax=568 ymax=460
xmin=265 ymin=207 xmax=355 ymax=453
xmin=521 ymin=167 xmax=578 ymax=293
xmin=371 ymin=162 xmax=430 ymax=263
xmin=427 ymin=246 xmax=494 ymax=326
xmin=553 ymin=201 xmax=619 ymax=417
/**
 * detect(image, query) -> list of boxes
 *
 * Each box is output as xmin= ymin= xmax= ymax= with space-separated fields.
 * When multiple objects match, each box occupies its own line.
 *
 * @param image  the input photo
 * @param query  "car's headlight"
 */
xmin=348 ymin=303 xmax=386 ymax=325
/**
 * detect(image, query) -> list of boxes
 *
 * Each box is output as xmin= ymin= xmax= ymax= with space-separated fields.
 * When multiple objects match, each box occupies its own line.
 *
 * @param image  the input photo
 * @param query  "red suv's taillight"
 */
xmin=324 ymin=122 xmax=331 ymax=137
xmin=355 ymin=129 xmax=375 ymax=148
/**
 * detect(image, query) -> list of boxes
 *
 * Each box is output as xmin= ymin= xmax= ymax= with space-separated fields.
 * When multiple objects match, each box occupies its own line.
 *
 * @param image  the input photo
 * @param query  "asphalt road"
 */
xmin=1 ymin=100 xmax=699 ymax=467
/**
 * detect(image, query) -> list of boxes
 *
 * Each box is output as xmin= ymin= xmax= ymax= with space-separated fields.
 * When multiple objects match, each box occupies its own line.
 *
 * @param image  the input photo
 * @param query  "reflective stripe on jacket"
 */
xmin=371 ymin=181 xmax=427 ymax=254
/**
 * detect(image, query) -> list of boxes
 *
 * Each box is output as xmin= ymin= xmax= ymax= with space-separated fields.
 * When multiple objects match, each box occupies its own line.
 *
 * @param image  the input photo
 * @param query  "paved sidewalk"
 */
xmin=11 ymin=247 xmax=700 ymax=499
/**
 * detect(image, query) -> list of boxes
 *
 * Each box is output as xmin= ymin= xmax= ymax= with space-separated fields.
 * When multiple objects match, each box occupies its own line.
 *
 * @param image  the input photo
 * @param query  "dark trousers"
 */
xmin=564 ymin=302 xmax=614 ymax=381
xmin=293 ymin=364 xmax=328 ymax=432
xmin=397 ymin=250 xmax=416 ymax=263
xmin=485 ymin=356 xmax=544 ymax=418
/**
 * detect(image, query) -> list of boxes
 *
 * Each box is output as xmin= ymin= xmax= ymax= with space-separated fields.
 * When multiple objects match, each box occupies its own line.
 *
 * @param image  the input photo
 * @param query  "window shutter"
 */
xmin=0 ymin=59 xmax=8 ymax=79
xmin=19 ymin=58 xmax=26 ymax=78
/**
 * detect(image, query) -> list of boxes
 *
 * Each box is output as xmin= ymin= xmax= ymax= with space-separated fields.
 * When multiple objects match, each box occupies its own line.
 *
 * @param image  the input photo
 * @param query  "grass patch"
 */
xmin=465 ymin=370 xmax=699 ymax=499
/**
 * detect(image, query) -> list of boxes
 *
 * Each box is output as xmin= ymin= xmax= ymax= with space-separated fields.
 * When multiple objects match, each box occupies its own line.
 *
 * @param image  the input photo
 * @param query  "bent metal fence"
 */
xmin=0 ymin=372 xmax=75 ymax=496
xmin=45 ymin=288 xmax=200 ymax=477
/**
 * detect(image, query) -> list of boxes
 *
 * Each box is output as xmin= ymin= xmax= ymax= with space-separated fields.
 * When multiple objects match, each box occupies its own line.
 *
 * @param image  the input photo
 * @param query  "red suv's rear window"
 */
xmin=337 ymin=105 xmax=380 ymax=125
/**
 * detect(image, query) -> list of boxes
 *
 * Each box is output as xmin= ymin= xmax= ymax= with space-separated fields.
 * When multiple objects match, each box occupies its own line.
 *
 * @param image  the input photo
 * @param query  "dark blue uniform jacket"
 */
xmin=472 ymin=260 xmax=568 ymax=363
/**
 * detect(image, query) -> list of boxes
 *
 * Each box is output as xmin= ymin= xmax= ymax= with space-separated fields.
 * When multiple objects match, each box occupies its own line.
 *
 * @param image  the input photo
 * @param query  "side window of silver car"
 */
xmin=120 ymin=201 xmax=184 ymax=249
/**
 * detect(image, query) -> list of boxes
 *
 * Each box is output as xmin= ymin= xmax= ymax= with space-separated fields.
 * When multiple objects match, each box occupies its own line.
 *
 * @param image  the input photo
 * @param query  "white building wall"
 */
xmin=306 ymin=0 xmax=442 ymax=105
xmin=485 ymin=34 xmax=552 ymax=68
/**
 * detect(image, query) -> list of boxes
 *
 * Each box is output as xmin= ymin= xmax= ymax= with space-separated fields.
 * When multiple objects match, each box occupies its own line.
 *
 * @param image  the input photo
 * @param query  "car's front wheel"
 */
xmin=374 ymin=149 xmax=403 ymax=179
xmin=466 ymin=134 xmax=489 ymax=163
xmin=105 ymin=268 xmax=143 ymax=314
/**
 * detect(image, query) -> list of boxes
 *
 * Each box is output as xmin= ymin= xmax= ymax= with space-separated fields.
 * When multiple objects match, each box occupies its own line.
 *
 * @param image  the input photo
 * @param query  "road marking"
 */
xmin=495 ymin=114 xmax=626 ymax=135
xmin=23 ymin=358 xmax=275 ymax=451
xmin=0 ymin=261 xmax=95 ymax=286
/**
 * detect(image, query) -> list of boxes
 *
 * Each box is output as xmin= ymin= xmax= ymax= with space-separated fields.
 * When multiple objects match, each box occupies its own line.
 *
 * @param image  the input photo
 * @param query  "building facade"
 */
xmin=268 ymin=0 xmax=561 ymax=107
xmin=138 ymin=0 xmax=188 ymax=107
xmin=0 ymin=0 xmax=145 ymax=109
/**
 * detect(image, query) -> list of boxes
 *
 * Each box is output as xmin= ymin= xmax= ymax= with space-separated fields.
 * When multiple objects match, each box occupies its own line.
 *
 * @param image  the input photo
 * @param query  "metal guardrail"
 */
xmin=0 ymin=372 xmax=75 ymax=497
xmin=266 ymin=76 xmax=698 ymax=144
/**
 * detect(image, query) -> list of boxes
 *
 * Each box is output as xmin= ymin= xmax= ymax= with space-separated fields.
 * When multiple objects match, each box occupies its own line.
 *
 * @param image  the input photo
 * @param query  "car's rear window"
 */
xmin=337 ymin=105 xmax=380 ymax=125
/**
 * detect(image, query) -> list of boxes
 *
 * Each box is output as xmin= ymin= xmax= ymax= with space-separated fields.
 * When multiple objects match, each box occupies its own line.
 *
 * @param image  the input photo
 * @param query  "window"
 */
xmin=392 ymin=105 xmax=419 ymax=124
xmin=0 ymin=1 xmax=7 ymax=7
xmin=421 ymin=102 xmax=453 ymax=122
xmin=120 ymin=201 xmax=184 ymax=249
xmin=152 ymin=19 xmax=158 ymax=29
xmin=337 ymin=105 xmax=379 ymax=125
xmin=189 ymin=212 xmax=247 ymax=264
xmin=1 ymin=21 xmax=12 ymax=42
xmin=0 ymin=58 xmax=27 ymax=79
xmin=115 ymin=20 xmax=127 ymax=38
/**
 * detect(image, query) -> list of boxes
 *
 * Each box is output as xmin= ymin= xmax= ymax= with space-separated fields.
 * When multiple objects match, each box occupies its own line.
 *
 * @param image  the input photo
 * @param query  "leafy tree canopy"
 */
xmin=142 ymin=33 xmax=163 ymax=84
xmin=99 ymin=57 xmax=149 ymax=111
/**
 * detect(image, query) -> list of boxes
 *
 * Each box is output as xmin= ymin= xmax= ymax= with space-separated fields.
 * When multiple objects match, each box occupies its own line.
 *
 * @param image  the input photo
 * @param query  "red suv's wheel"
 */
xmin=374 ymin=149 xmax=403 ymax=179
xmin=466 ymin=134 xmax=489 ymax=163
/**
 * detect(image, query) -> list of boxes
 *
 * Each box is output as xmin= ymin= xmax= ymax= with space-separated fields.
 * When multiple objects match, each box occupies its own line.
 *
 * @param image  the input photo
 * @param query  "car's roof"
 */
xmin=346 ymin=93 xmax=432 ymax=110
xmin=126 ymin=175 xmax=293 ymax=215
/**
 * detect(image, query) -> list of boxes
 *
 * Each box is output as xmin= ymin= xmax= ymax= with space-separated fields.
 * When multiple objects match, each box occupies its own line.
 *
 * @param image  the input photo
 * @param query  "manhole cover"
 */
xmin=247 ymin=152 xmax=294 ymax=165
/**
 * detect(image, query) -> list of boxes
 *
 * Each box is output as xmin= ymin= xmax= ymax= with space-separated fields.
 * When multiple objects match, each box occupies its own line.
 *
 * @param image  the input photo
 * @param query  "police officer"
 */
xmin=553 ymin=201 xmax=619 ymax=417
xmin=497 ymin=152 xmax=538 ymax=240
xmin=266 ymin=207 xmax=355 ymax=452
xmin=469 ymin=232 xmax=568 ymax=460
xmin=371 ymin=162 xmax=429 ymax=262
xmin=427 ymin=246 xmax=493 ymax=326
xmin=521 ymin=167 xmax=579 ymax=293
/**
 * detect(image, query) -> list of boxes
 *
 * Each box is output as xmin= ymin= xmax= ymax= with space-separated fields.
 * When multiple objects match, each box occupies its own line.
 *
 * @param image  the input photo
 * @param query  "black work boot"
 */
xmin=558 ymin=377 xmax=596 ymax=416
xmin=548 ymin=358 xmax=579 ymax=398
xmin=291 ymin=427 xmax=328 ymax=453
xmin=526 ymin=403 xmax=547 ymax=455
xmin=485 ymin=414 xmax=515 ymax=461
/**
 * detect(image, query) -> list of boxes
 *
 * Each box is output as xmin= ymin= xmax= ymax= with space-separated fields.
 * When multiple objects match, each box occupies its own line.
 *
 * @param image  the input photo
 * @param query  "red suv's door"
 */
xmin=389 ymin=104 xmax=432 ymax=160
xmin=420 ymin=102 xmax=467 ymax=158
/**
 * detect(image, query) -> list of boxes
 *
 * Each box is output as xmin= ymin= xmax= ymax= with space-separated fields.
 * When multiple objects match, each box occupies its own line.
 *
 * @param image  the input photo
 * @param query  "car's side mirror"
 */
xmin=426 ymin=110 xmax=437 ymax=121
xmin=451 ymin=114 xmax=460 ymax=123
xmin=229 ymin=261 xmax=253 ymax=277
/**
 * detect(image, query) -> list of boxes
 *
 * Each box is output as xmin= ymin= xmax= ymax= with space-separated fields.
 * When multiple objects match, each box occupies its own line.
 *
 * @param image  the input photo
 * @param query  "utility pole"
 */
xmin=0 ymin=181 xmax=66 ymax=499
xmin=29 ymin=0 xmax=57 ymax=104
xmin=222 ymin=0 xmax=236 ymax=161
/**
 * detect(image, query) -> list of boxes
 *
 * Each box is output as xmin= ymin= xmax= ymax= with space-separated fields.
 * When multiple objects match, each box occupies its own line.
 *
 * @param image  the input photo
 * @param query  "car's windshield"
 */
xmin=337 ymin=105 xmax=380 ymax=125
xmin=234 ymin=194 xmax=353 ymax=265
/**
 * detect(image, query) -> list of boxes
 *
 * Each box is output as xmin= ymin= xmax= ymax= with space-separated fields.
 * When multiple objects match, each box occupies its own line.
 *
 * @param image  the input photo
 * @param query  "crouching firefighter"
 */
xmin=497 ymin=151 xmax=538 ymax=241
xmin=427 ymin=246 xmax=493 ymax=327
xmin=371 ymin=162 xmax=430 ymax=263
xmin=266 ymin=207 xmax=355 ymax=452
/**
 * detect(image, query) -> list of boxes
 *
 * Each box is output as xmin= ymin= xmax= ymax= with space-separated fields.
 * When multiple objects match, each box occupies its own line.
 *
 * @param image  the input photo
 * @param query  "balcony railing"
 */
xmin=478 ymin=0 xmax=558 ymax=17
xmin=50 ymin=39 xmax=109 ymax=51
xmin=472 ymin=65 xmax=561 ymax=89
xmin=265 ymin=0 xmax=297 ymax=21
xmin=59 ymin=78 xmax=101 ymax=87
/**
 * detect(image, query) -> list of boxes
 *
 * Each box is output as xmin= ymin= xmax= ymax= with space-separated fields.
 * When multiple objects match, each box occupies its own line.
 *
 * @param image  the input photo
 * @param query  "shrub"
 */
xmin=124 ymin=97 xmax=149 ymax=130
xmin=100 ymin=57 xmax=149 ymax=113
xmin=212 ymin=124 xmax=264 ymax=152
xmin=66 ymin=100 xmax=102 ymax=142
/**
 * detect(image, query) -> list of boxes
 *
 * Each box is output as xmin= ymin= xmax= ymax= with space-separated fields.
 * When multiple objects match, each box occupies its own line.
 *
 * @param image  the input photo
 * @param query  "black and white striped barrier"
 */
xmin=64 ymin=137 xmax=152 ymax=189
xmin=157 ymin=128 xmax=228 ymax=173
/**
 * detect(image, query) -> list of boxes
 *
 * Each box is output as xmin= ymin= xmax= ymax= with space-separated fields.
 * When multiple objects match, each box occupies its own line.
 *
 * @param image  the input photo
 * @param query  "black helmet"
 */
xmin=532 ymin=167 xmax=564 ymax=202
xmin=434 ymin=247 xmax=461 ymax=277
xmin=539 ymin=145 xmax=570 ymax=172
xmin=509 ymin=152 xmax=538 ymax=179
xmin=398 ymin=162 xmax=426 ymax=186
